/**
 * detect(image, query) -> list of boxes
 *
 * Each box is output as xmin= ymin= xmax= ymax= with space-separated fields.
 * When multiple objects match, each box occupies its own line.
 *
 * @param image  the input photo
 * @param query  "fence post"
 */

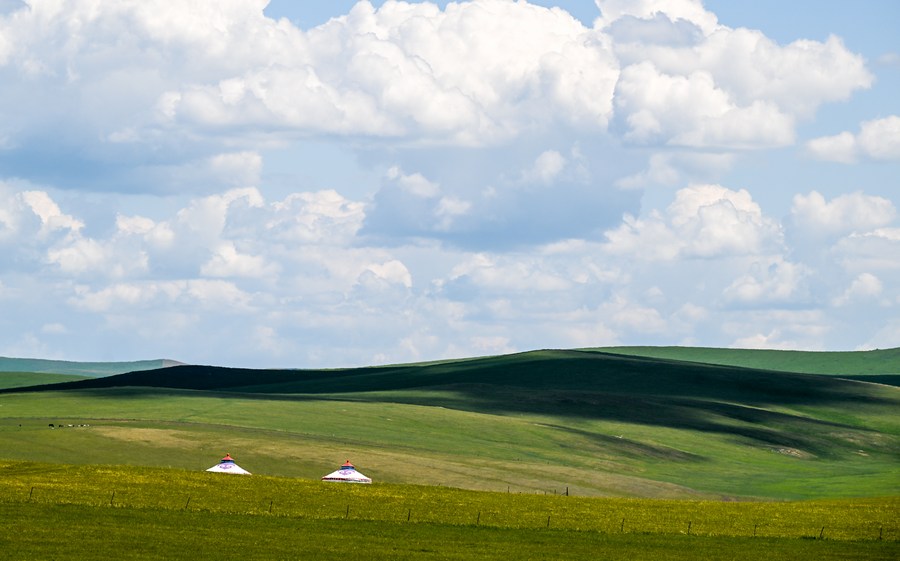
xmin=110 ymin=491 xmax=115 ymax=507
xmin=819 ymin=526 xmax=825 ymax=540
xmin=28 ymin=487 xmax=34 ymax=501
xmin=408 ymin=509 xmax=411 ymax=522
xmin=620 ymin=518 xmax=625 ymax=533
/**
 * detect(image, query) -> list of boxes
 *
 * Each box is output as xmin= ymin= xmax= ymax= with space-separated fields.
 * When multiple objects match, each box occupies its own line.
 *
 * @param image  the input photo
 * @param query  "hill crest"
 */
xmin=0 ymin=356 xmax=182 ymax=377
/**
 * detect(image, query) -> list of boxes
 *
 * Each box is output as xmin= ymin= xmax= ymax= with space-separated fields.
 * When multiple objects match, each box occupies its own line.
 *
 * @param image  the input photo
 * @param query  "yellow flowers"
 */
xmin=1 ymin=461 xmax=895 ymax=541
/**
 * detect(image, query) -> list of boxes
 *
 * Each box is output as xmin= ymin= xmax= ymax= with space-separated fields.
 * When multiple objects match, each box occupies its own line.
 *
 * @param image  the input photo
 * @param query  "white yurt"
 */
xmin=321 ymin=460 xmax=372 ymax=483
xmin=206 ymin=453 xmax=251 ymax=475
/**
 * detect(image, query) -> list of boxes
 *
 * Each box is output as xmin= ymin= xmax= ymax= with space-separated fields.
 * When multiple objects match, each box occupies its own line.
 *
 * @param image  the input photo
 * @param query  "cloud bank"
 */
xmin=0 ymin=0 xmax=896 ymax=366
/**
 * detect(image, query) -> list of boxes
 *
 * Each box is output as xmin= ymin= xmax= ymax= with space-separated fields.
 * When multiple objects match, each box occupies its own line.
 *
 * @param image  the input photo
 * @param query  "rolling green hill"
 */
xmin=0 ymin=372 xmax=88 ymax=390
xmin=0 ymin=348 xmax=897 ymax=500
xmin=594 ymin=347 xmax=900 ymax=383
xmin=0 ymin=357 xmax=182 ymax=377
xmin=7 ymin=348 xmax=891 ymax=396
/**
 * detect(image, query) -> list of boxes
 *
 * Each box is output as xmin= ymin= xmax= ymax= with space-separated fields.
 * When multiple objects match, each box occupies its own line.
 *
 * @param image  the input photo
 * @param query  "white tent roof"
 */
xmin=206 ymin=454 xmax=251 ymax=475
xmin=321 ymin=461 xmax=371 ymax=483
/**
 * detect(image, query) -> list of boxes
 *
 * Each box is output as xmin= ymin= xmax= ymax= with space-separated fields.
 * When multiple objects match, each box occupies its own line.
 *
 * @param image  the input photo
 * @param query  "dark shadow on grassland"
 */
xmin=3 ymin=350 xmax=896 ymax=453
xmin=840 ymin=374 xmax=900 ymax=387
xmin=589 ymin=346 xmax=900 ymax=376
xmin=11 ymin=349 xmax=893 ymax=401
xmin=21 ymin=383 xmax=893 ymax=461
xmin=336 ymin=384 xmax=893 ymax=458
xmin=538 ymin=423 xmax=707 ymax=462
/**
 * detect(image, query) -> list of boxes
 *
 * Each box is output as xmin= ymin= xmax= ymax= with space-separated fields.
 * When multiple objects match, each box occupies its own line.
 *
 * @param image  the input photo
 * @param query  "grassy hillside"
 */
xmin=0 ymin=372 xmax=87 ymax=390
xmin=595 ymin=347 xmax=900 ymax=380
xmin=9 ymin=348 xmax=893 ymax=398
xmin=0 ymin=357 xmax=181 ymax=377
xmin=1 ymin=349 xmax=897 ymax=500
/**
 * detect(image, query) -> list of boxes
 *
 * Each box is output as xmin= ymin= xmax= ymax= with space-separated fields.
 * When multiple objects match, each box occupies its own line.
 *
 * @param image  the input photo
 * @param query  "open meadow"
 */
xmin=1 ymin=347 xmax=898 ymax=558
xmin=2 ymin=348 xmax=898 ymax=499
xmin=0 ymin=462 xmax=897 ymax=560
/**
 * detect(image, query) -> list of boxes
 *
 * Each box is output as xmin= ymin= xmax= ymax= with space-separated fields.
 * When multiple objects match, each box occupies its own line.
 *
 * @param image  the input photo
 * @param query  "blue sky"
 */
xmin=0 ymin=1 xmax=898 ymax=367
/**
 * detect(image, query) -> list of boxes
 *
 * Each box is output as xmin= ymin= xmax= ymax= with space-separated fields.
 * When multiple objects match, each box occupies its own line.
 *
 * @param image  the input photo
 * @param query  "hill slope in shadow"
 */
xmin=6 ymin=349 xmax=897 ymax=454
xmin=2 ymin=348 xmax=898 ymax=499
xmin=594 ymin=346 xmax=900 ymax=382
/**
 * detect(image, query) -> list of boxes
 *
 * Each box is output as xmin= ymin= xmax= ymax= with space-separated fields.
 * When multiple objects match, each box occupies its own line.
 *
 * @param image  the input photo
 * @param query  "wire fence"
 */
xmin=4 ymin=483 xmax=897 ymax=542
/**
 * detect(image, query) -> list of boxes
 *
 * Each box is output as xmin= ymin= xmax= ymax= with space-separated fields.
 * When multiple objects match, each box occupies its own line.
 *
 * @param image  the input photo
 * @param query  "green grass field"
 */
xmin=1 ymin=348 xmax=898 ymax=499
xmin=0 ymin=371 xmax=87 ymax=390
xmin=7 ymin=503 xmax=897 ymax=561
xmin=1 ymin=347 xmax=898 ymax=559
xmin=595 ymin=346 xmax=900 ymax=381
xmin=0 ymin=462 xmax=896 ymax=560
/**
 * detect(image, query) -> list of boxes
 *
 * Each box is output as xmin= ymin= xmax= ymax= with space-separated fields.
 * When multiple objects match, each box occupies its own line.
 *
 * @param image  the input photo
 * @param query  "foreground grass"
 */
xmin=1 ymin=462 xmax=897 ymax=561
xmin=1 ymin=462 xmax=896 ymax=541
xmin=3 ymin=503 xmax=897 ymax=561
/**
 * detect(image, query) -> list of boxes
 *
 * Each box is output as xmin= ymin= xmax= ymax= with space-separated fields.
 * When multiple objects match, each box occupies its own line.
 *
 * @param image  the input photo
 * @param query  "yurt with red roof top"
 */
xmin=206 ymin=453 xmax=251 ymax=475
xmin=321 ymin=460 xmax=372 ymax=483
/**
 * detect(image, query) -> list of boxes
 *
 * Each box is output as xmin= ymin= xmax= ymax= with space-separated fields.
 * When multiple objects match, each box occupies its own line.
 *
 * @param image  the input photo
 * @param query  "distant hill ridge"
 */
xmin=595 ymin=346 xmax=900 ymax=376
xmin=0 ymin=357 xmax=182 ymax=377
xmin=4 ymin=347 xmax=897 ymax=459
xmin=3 ymin=346 xmax=898 ymax=395
xmin=5 ymin=347 xmax=898 ymax=396
xmin=2 ymin=346 xmax=897 ymax=499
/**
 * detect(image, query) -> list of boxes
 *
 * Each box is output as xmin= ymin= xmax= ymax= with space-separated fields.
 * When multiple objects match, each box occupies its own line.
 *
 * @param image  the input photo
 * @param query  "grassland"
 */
xmin=2 ymin=347 xmax=898 ymax=559
xmin=8 ymin=504 xmax=897 ymax=561
xmin=595 ymin=346 xmax=900 ymax=383
xmin=0 ymin=357 xmax=180 ymax=377
xmin=0 ymin=462 xmax=896 ymax=560
xmin=0 ymin=371 xmax=86 ymax=390
xmin=1 ymin=349 xmax=897 ymax=500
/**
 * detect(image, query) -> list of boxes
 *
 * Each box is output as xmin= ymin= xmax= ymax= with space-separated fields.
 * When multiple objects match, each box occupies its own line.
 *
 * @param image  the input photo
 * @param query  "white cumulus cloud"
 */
xmin=604 ymin=1 xmax=871 ymax=149
xmin=18 ymin=190 xmax=83 ymax=237
xmin=523 ymin=150 xmax=567 ymax=184
xmin=604 ymin=184 xmax=782 ymax=259
xmin=200 ymin=242 xmax=280 ymax=279
xmin=0 ymin=0 xmax=872 ymax=192
xmin=790 ymin=191 xmax=896 ymax=239
xmin=807 ymin=116 xmax=900 ymax=163
xmin=156 ymin=0 xmax=619 ymax=145
xmin=595 ymin=0 xmax=719 ymax=35
xmin=361 ymin=259 xmax=413 ymax=289
xmin=615 ymin=62 xmax=795 ymax=148
xmin=723 ymin=259 xmax=811 ymax=306
xmin=615 ymin=151 xmax=734 ymax=189
xmin=832 ymin=272 xmax=883 ymax=307
xmin=0 ymin=1 xmax=894 ymax=366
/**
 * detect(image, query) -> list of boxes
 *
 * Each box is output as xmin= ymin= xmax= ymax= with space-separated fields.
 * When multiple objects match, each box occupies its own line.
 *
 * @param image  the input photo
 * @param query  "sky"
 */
xmin=0 ymin=0 xmax=898 ymax=368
